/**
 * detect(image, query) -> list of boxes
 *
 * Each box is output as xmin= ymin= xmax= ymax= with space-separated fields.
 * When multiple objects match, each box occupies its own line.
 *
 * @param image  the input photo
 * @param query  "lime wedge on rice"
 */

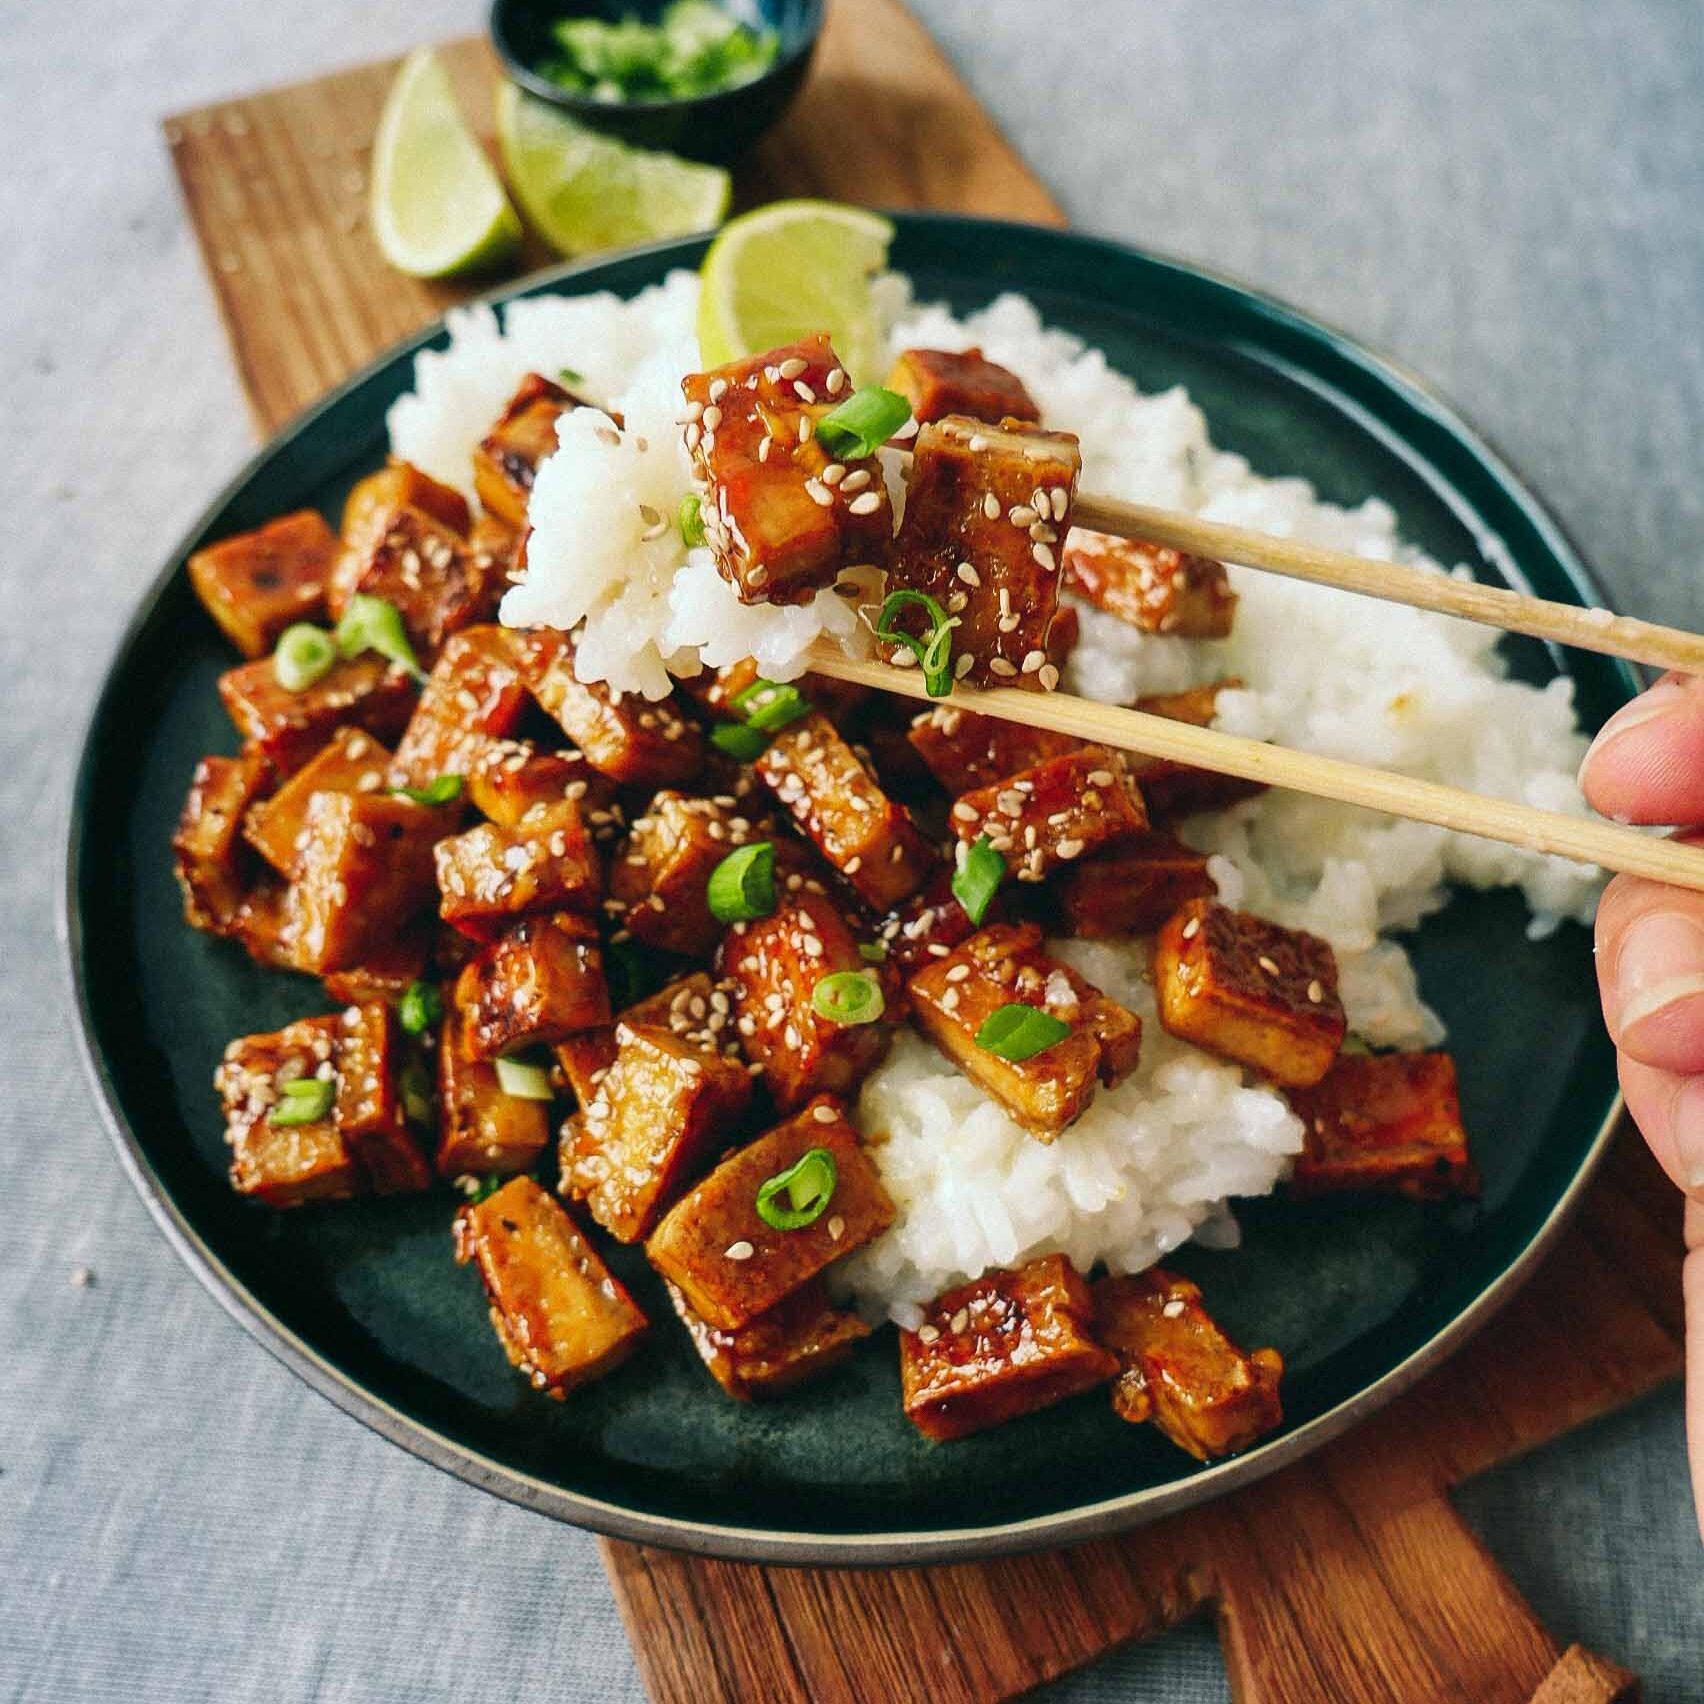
xmin=495 ymin=81 xmax=731 ymax=257
xmin=370 ymin=49 xmax=522 ymax=279
xmin=696 ymin=201 xmax=895 ymax=382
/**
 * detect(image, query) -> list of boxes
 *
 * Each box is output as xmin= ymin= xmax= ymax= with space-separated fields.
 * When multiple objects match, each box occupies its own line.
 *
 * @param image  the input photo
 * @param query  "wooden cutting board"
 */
xmin=164 ymin=8 xmax=1676 ymax=1698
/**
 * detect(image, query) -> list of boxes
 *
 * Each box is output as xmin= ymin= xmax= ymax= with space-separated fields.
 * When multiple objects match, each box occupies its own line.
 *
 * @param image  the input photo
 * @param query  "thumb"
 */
xmin=1687 ymin=1198 xmax=1704 ymax=1544
xmin=1578 ymin=674 xmax=1704 ymax=825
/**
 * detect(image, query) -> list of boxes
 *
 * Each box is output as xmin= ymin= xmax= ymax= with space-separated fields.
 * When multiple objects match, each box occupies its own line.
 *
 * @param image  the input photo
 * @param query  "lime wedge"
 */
xmin=370 ymin=49 xmax=521 ymax=279
xmin=495 ymin=82 xmax=731 ymax=258
xmin=696 ymin=201 xmax=895 ymax=383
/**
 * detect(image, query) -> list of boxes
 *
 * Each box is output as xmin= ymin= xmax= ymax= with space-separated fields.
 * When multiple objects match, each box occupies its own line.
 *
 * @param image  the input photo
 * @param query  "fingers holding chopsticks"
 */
xmin=1578 ymin=672 xmax=1704 ymax=826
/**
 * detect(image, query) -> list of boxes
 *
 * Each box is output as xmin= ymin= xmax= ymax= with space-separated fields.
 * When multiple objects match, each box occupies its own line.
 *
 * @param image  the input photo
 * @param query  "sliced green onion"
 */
xmin=398 ymin=1057 xmax=435 ymax=1125
xmin=732 ymin=677 xmax=811 ymax=732
xmin=814 ymin=386 xmax=911 ymax=461
xmin=858 ymin=941 xmax=887 ymax=964
xmin=974 ymin=1003 xmax=1072 ymax=1062
xmin=398 ymin=980 xmax=442 ymax=1036
xmin=494 ymin=1055 xmax=555 ymax=1101
xmin=952 ymin=834 xmax=1005 ymax=925
xmin=707 ymin=841 xmax=776 ymax=924
xmin=679 ymin=492 xmax=706 ymax=547
xmin=268 ymin=1076 xmax=335 ymax=1126
xmin=811 ymin=970 xmax=885 ymax=1026
xmin=755 ymin=1146 xmax=838 ymax=1231
xmin=559 ymin=366 xmax=584 ymax=386
xmin=603 ymin=938 xmax=651 ymax=1011
xmin=392 ymin=773 xmax=463 ymax=807
xmin=334 ymin=593 xmax=426 ymax=684
xmin=875 ymin=588 xmax=958 ymax=697
xmin=273 ymin=623 xmax=337 ymax=693
xmin=709 ymin=720 xmax=769 ymax=761
xmin=468 ymin=1172 xmax=506 ymax=1203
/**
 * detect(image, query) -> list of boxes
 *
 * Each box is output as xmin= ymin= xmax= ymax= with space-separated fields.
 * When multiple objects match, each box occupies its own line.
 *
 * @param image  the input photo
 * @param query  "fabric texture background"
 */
xmin=2 ymin=0 xmax=1700 ymax=1697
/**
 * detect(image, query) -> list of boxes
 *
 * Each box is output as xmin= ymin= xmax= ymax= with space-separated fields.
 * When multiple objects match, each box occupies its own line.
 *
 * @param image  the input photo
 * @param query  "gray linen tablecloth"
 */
xmin=3 ymin=1 xmax=1701 ymax=1697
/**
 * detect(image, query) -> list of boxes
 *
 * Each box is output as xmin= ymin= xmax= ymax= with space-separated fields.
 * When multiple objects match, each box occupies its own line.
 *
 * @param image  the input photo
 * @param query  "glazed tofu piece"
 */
xmin=681 ymin=333 xmax=893 ymax=605
xmin=339 ymin=459 xmax=470 ymax=561
xmin=888 ymin=415 xmax=1081 ymax=688
xmin=610 ymin=790 xmax=767 ymax=958
xmin=453 ymin=1176 xmax=647 ymax=1397
xmin=646 ymin=1096 xmax=895 ymax=1331
xmin=553 ymin=1029 xmax=618 ymax=1110
xmin=466 ymin=742 xmax=617 ymax=828
xmin=950 ymin=746 xmax=1149 ymax=886
xmin=243 ymin=726 xmax=392 ymax=875
xmin=1063 ymin=530 xmax=1237 ymax=638
xmin=174 ymin=745 xmax=274 ymax=933
xmin=455 ymin=912 xmax=611 ymax=1060
xmin=472 ymin=372 xmax=584 ymax=528
xmin=909 ymin=922 xmax=1140 ymax=1139
xmin=873 ymin=871 xmax=986 ymax=979
xmin=1153 ymin=900 xmax=1346 ymax=1088
xmin=218 ymin=654 xmax=417 ymax=773
xmin=717 ymin=887 xmax=895 ymax=1112
xmin=756 ymin=713 xmax=938 ymax=910
xmin=1094 ymin=1269 xmax=1283 ymax=1459
xmin=1131 ymin=679 xmax=1266 ymax=820
xmin=1052 ymin=831 xmax=1216 ymax=939
xmin=284 ymin=791 xmax=445 ymax=974
xmin=230 ymin=881 xmax=315 ymax=974
xmin=434 ymin=800 xmax=601 ymax=941
xmin=188 ymin=509 xmax=337 ymax=659
xmin=337 ymin=503 xmax=502 ymax=667
xmin=389 ymin=626 xmax=533 ymax=790
xmin=565 ymin=1021 xmax=755 ymax=1242
xmin=668 ymin=1278 xmax=871 ymax=1400
xmin=675 ymin=655 xmax=869 ymax=728
xmin=514 ymin=629 xmax=703 ymax=787
xmin=330 ymin=1001 xmax=433 ymax=1193
xmin=216 ymin=1015 xmax=363 ymax=1206
xmin=320 ymin=919 xmax=432 ymax=1007
xmin=1285 ymin=1051 xmax=1477 ymax=1200
xmin=436 ymin=1007 xmax=553 ymax=1177
xmin=899 ymin=1255 xmax=1117 ymax=1443
xmin=885 ymin=346 xmax=1039 ymax=427
xmin=907 ymin=703 xmax=1081 ymax=796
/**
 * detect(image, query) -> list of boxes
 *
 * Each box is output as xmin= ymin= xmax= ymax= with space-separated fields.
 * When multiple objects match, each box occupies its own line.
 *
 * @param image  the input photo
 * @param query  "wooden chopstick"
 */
xmin=804 ymin=641 xmax=1704 ymax=893
xmin=1070 ymin=491 xmax=1704 ymax=677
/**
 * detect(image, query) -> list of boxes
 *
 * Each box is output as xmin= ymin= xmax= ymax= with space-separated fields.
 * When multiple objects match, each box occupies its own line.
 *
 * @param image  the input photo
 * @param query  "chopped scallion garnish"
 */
xmin=952 ymin=834 xmax=1005 ymax=925
xmin=268 ymin=1076 xmax=335 ymax=1126
xmin=679 ymin=492 xmax=706 ymax=547
xmin=334 ymin=593 xmax=426 ymax=684
xmin=559 ymin=366 xmax=584 ymax=386
xmin=398 ymin=980 xmax=442 ymax=1036
xmin=974 ymin=1003 xmax=1072 ymax=1062
xmin=392 ymin=773 xmax=463 ymax=807
xmin=858 ymin=941 xmax=887 ymax=964
xmin=755 ymin=1145 xmax=838 ymax=1231
xmin=398 ymin=1057 xmax=435 ymax=1125
xmin=732 ymin=677 xmax=811 ymax=732
xmin=709 ymin=720 xmax=770 ymax=761
xmin=273 ymin=623 xmax=337 ymax=694
xmin=875 ymin=588 xmax=958 ymax=697
xmin=468 ymin=1172 xmax=506 ymax=1203
xmin=494 ymin=1055 xmax=555 ymax=1101
xmin=810 ymin=970 xmax=885 ymax=1026
xmin=814 ymin=386 xmax=911 ymax=461
xmin=707 ymin=841 xmax=776 ymax=924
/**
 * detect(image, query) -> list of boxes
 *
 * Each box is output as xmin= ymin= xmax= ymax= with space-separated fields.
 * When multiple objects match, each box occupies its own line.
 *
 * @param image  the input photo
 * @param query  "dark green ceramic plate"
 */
xmin=67 ymin=215 xmax=1631 ymax=1563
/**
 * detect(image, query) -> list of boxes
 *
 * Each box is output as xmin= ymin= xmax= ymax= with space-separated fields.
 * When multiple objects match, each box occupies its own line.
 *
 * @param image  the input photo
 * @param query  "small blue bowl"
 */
xmin=489 ymin=0 xmax=824 ymax=163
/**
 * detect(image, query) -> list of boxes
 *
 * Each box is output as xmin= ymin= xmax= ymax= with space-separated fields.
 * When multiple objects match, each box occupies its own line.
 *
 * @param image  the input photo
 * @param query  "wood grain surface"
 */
xmin=164 ymin=5 xmax=1671 ymax=1696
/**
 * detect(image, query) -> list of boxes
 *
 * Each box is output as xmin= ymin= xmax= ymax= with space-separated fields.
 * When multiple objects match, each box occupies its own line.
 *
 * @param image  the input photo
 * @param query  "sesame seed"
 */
xmin=989 ymin=657 xmax=1018 ymax=677
xmin=702 ymin=405 xmax=723 ymax=430
xmin=724 ymin=1240 xmax=755 ymax=1261
xmin=822 ymin=462 xmax=847 ymax=485
xmin=945 ymin=963 xmax=971 ymax=982
xmin=1039 ymin=665 xmax=1060 ymax=692
xmin=1032 ymin=542 xmax=1056 ymax=572
xmin=1050 ymin=487 xmax=1069 ymax=520
xmin=982 ymin=492 xmax=1000 ymax=520
xmin=956 ymin=561 xmax=980 ymax=586
xmin=805 ymin=479 xmax=834 ymax=507
xmin=848 ymin=491 xmax=883 ymax=516
xmin=1009 ymin=505 xmax=1038 ymax=527
xmin=778 ymin=356 xmax=808 ymax=379
xmin=827 ymin=1215 xmax=846 ymax=1241
xmin=917 ymin=1324 xmax=940 ymax=1343
xmin=889 ymin=646 xmax=918 ymax=667
xmin=811 ymin=1104 xmax=838 ymax=1124
xmin=1162 ymin=1298 xmax=1187 ymax=1319
xmin=840 ymin=468 xmax=871 ymax=492
xmin=1258 ymin=955 xmax=1280 ymax=976
xmin=826 ymin=367 xmax=846 ymax=395
xmin=1307 ymin=979 xmax=1325 ymax=1003
xmin=793 ymin=380 xmax=817 ymax=404
xmin=798 ymin=416 xmax=814 ymax=443
xmin=708 ymin=378 xmax=728 ymax=402
xmin=949 ymin=1308 xmax=970 ymax=1334
xmin=1021 ymin=649 xmax=1046 ymax=673
xmin=1056 ymin=838 xmax=1084 ymax=860
xmin=967 ymin=434 xmax=988 ymax=452
xmin=1088 ymin=769 xmax=1114 ymax=787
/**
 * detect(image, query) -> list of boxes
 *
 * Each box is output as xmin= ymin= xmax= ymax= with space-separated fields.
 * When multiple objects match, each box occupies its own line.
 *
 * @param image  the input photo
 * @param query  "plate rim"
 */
xmin=64 ymin=212 xmax=1629 ymax=1565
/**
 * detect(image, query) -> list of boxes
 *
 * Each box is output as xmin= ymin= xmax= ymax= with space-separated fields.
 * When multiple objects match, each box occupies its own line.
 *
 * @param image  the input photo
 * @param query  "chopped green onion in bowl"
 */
xmin=732 ymin=677 xmax=811 ymax=731
xmin=398 ymin=1057 xmax=436 ymax=1125
xmin=974 ymin=1003 xmax=1072 ymax=1062
xmin=810 ymin=970 xmax=885 ymax=1026
xmin=494 ymin=1055 xmax=555 ymax=1101
xmin=539 ymin=1 xmax=780 ymax=105
xmin=707 ymin=840 xmax=776 ymax=923
xmin=815 ymin=386 xmax=911 ymax=460
xmin=268 ymin=1076 xmax=335 ymax=1126
xmin=392 ymin=773 xmax=464 ymax=807
xmin=398 ymin=980 xmax=443 ymax=1036
xmin=334 ymin=593 xmax=426 ymax=683
xmin=755 ymin=1145 xmax=838 ymax=1231
xmin=875 ymin=588 xmax=958 ymax=697
xmin=273 ymin=623 xmax=337 ymax=693
xmin=952 ymin=834 xmax=1005 ymax=925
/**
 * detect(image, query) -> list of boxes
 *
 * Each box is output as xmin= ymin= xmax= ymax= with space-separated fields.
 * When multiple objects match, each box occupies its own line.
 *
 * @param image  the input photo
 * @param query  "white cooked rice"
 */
xmin=386 ymin=271 xmax=1602 ymax=1323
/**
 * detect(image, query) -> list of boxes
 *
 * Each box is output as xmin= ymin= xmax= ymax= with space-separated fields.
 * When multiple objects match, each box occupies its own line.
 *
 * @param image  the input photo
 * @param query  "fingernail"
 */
xmin=1613 ymin=911 xmax=1704 ymax=1040
xmin=1579 ymin=680 xmax=1692 ymax=787
xmin=1668 ymin=1076 xmax=1704 ymax=1190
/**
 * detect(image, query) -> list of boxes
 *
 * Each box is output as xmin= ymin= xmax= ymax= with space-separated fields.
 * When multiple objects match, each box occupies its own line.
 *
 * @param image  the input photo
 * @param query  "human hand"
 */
xmin=1579 ymin=674 xmax=1704 ymax=1541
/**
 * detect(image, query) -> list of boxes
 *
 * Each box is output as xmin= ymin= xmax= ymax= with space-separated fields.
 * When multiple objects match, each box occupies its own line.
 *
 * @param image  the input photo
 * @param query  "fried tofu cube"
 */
xmin=453 ymin=1176 xmax=647 ymax=1396
xmin=1094 ymin=1269 xmax=1283 ymax=1459
xmin=218 ymin=654 xmax=418 ymax=774
xmin=1052 ymin=831 xmax=1216 ymax=938
xmin=909 ymin=922 xmax=1140 ymax=1139
xmin=565 ymin=1021 xmax=755 ymax=1242
xmin=886 ymin=346 xmax=1040 ymax=427
xmin=188 ymin=509 xmax=338 ymax=659
xmin=339 ymin=459 xmax=471 ymax=558
xmin=553 ymin=1029 xmax=618 ymax=1110
xmin=668 ymin=1278 xmax=871 ymax=1400
xmin=329 ymin=1001 xmax=432 ymax=1193
xmin=1131 ymin=679 xmax=1266 ymax=820
xmin=466 ymin=742 xmax=617 ymax=828
xmin=1285 ymin=1051 xmax=1477 ymax=1200
xmin=889 ymin=415 xmax=1081 ymax=688
xmin=513 ymin=629 xmax=704 ymax=787
xmin=907 ymin=704 xmax=1081 ymax=795
xmin=216 ymin=1016 xmax=364 ymax=1207
xmin=455 ymin=912 xmax=611 ymax=1060
xmin=174 ymin=745 xmax=274 ymax=933
xmin=1153 ymin=900 xmax=1346 ymax=1088
xmin=434 ymin=800 xmax=601 ymax=941
xmin=243 ymin=726 xmax=392 ymax=875
xmin=436 ymin=1007 xmax=552 ymax=1176
xmin=610 ymin=791 xmax=766 ymax=958
xmin=646 ymin=1096 xmax=895 ymax=1330
xmin=229 ymin=880 xmax=315 ymax=974
xmin=717 ymin=888 xmax=895 ymax=1112
xmin=900 ymin=1255 xmax=1117 ymax=1442
xmin=389 ymin=626 xmax=534 ymax=790
xmin=1063 ymin=530 xmax=1238 ymax=638
xmin=756 ymin=713 xmax=938 ymax=910
xmin=472 ymin=372 xmax=584 ymax=528
xmin=874 ymin=871 xmax=986 ymax=979
xmin=675 ymin=655 xmax=870 ymax=727
xmin=681 ymin=333 xmax=893 ymax=605
xmin=950 ymin=746 xmax=1149 ymax=886
xmin=321 ymin=919 xmax=432 ymax=1006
